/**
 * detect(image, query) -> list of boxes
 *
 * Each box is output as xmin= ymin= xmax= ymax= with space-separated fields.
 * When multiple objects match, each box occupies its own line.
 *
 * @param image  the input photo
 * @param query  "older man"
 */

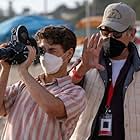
xmin=70 ymin=2 xmax=138 ymax=140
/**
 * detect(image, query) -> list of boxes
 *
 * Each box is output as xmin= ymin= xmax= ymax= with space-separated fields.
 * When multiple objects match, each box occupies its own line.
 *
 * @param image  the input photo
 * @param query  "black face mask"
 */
xmin=103 ymin=37 xmax=126 ymax=58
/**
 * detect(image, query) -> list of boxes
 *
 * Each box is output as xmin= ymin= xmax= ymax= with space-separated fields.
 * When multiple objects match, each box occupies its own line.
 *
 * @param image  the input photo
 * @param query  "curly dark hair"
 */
xmin=35 ymin=25 xmax=77 ymax=52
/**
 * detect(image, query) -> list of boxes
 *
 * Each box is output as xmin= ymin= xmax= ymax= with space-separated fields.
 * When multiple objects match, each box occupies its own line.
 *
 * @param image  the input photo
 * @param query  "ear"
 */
xmin=129 ymin=28 xmax=136 ymax=41
xmin=67 ymin=48 xmax=74 ymax=60
xmin=132 ymin=28 xmax=136 ymax=36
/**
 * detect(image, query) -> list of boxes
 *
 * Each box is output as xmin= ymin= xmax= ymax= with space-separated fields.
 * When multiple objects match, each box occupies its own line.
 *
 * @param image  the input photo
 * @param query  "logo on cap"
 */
xmin=106 ymin=9 xmax=121 ymax=19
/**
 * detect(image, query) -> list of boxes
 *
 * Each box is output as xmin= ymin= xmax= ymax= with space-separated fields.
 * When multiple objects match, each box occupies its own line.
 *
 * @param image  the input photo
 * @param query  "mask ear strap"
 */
xmin=68 ymin=58 xmax=81 ymax=73
xmin=66 ymin=48 xmax=75 ymax=59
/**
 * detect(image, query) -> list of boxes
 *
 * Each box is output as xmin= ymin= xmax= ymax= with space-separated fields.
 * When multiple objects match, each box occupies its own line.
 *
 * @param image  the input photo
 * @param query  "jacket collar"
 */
xmin=99 ymin=42 xmax=140 ymax=72
xmin=130 ymin=43 xmax=140 ymax=72
xmin=98 ymin=42 xmax=140 ymax=87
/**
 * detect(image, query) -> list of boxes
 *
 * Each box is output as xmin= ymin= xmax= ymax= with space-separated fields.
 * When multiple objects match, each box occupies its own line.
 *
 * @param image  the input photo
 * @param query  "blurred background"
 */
xmin=0 ymin=0 xmax=140 ymax=65
xmin=0 ymin=0 xmax=140 ymax=136
xmin=0 ymin=0 xmax=140 ymax=64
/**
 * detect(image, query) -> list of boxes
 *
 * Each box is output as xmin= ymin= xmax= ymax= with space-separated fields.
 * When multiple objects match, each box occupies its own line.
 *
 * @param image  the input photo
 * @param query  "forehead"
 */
xmin=38 ymin=39 xmax=63 ymax=50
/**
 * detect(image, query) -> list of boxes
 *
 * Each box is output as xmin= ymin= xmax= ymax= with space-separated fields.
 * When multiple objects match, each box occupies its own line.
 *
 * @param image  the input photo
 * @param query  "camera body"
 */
xmin=0 ymin=25 xmax=41 ymax=65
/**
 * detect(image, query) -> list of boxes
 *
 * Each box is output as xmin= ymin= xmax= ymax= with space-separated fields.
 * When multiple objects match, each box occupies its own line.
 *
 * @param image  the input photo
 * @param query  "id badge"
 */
xmin=98 ymin=112 xmax=112 ymax=136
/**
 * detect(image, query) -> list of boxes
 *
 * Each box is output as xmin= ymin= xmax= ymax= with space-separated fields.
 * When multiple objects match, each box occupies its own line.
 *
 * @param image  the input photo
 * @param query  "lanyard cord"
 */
xmin=106 ymin=83 xmax=114 ymax=110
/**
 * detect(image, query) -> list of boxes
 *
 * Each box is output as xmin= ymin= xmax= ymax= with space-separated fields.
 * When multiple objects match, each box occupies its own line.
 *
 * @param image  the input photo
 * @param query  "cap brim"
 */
xmin=98 ymin=20 xmax=127 ymax=32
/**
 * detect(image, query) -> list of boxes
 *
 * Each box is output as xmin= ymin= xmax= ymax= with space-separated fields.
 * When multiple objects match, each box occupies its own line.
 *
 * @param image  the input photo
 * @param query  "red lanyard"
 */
xmin=106 ymin=83 xmax=114 ymax=108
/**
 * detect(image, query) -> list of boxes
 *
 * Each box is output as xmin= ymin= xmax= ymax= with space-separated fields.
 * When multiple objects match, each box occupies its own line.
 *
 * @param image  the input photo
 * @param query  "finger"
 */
xmin=96 ymin=64 xmax=105 ymax=71
xmin=93 ymin=33 xmax=100 ymax=49
xmin=82 ymin=37 xmax=88 ymax=57
xmin=0 ymin=43 xmax=8 ymax=48
xmin=27 ymin=45 xmax=36 ymax=54
xmin=88 ymin=33 xmax=100 ymax=49
xmin=88 ymin=34 xmax=96 ymax=48
xmin=96 ymin=37 xmax=103 ymax=52
xmin=26 ymin=46 xmax=36 ymax=60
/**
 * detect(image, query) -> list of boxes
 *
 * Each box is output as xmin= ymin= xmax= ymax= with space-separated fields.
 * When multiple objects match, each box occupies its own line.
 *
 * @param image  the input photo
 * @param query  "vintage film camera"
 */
xmin=0 ymin=25 xmax=41 ymax=65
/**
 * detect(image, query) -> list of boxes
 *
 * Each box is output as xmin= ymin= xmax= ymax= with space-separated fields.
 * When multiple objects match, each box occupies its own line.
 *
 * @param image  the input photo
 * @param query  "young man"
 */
xmin=70 ymin=2 xmax=138 ymax=140
xmin=0 ymin=26 xmax=86 ymax=140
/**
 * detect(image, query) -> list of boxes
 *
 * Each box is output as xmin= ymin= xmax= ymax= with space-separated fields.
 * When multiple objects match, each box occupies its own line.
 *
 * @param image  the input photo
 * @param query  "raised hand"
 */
xmin=81 ymin=33 xmax=105 ymax=71
xmin=18 ymin=45 xmax=36 ymax=72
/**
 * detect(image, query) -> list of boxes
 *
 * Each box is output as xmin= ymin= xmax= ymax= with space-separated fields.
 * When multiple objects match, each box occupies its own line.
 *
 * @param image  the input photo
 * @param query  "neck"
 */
xmin=44 ymin=66 xmax=67 ymax=83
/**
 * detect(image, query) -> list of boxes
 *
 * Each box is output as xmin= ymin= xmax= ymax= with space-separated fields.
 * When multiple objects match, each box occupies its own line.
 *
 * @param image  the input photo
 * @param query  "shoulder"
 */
xmin=85 ymin=68 xmax=100 ymax=81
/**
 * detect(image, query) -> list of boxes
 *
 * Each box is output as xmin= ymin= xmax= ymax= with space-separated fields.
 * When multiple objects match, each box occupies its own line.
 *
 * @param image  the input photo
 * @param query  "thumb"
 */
xmin=96 ymin=64 xmax=105 ymax=71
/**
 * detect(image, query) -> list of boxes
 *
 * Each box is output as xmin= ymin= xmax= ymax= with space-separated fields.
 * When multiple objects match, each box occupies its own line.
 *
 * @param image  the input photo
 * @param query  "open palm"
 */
xmin=82 ymin=33 xmax=104 ymax=71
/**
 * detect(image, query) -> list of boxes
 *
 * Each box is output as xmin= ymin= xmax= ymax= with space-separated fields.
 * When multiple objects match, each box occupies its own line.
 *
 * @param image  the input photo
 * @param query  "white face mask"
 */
xmin=39 ymin=52 xmax=63 ymax=74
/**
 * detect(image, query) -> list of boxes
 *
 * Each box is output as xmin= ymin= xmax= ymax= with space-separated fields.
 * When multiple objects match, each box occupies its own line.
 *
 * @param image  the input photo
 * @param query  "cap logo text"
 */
xmin=106 ymin=9 xmax=121 ymax=19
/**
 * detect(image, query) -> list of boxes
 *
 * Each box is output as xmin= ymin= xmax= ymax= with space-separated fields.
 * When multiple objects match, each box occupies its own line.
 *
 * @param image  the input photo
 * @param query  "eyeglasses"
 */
xmin=99 ymin=27 xmax=129 ymax=39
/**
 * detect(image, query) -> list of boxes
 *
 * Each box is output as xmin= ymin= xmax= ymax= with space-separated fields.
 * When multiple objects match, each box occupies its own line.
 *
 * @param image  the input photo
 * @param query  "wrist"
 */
xmin=77 ymin=61 xmax=89 ymax=75
xmin=72 ymin=68 xmax=83 ymax=80
xmin=70 ymin=62 xmax=88 ymax=80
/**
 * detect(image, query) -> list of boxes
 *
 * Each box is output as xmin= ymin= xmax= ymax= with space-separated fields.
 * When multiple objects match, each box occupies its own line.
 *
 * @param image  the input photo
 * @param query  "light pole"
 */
xmin=85 ymin=0 xmax=94 ymax=39
xmin=44 ymin=0 xmax=47 ymax=14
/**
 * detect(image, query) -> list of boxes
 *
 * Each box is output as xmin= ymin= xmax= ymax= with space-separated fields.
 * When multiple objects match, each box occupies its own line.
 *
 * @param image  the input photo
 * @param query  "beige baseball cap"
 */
xmin=98 ymin=2 xmax=136 ymax=32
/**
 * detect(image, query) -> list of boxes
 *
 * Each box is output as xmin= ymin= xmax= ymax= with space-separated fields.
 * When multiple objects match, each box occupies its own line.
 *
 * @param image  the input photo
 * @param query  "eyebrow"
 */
xmin=47 ymin=48 xmax=57 ymax=52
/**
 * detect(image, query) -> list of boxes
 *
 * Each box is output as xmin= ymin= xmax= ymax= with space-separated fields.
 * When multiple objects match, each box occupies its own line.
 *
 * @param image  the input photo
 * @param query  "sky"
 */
xmin=1 ymin=0 xmax=85 ymax=14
